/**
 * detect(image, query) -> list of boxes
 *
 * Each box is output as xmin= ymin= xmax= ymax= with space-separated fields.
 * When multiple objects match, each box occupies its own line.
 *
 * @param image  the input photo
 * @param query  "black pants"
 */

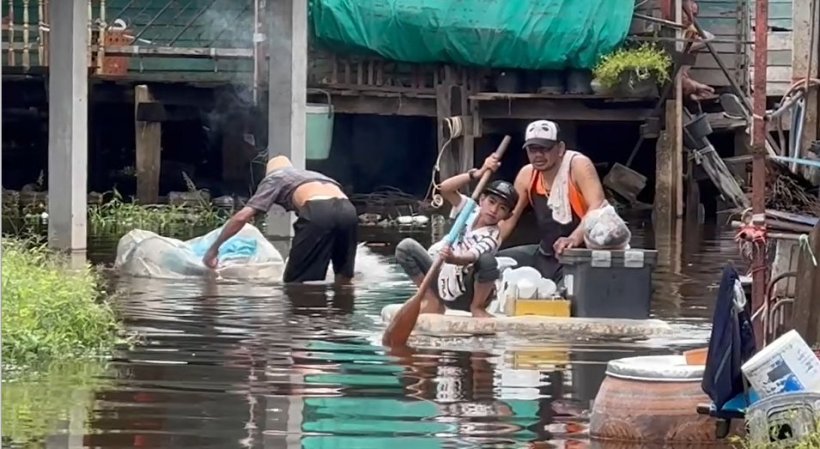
xmin=284 ymin=198 xmax=358 ymax=283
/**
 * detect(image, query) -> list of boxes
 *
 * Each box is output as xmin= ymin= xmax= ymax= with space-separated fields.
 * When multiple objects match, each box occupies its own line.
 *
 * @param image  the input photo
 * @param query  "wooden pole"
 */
xmin=751 ymin=0 xmax=769 ymax=347
xmin=135 ymin=84 xmax=162 ymax=204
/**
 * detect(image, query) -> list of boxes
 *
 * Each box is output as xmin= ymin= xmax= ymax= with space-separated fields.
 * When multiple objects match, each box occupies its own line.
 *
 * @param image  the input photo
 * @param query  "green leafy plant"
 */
xmin=593 ymin=43 xmax=672 ymax=90
xmin=88 ymin=188 xmax=228 ymax=234
xmin=1 ymin=237 xmax=122 ymax=366
xmin=88 ymin=172 xmax=229 ymax=234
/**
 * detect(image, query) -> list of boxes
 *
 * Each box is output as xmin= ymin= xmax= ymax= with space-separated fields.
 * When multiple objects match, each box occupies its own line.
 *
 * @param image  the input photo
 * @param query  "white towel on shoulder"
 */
xmin=547 ymin=150 xmax=580 ymax=225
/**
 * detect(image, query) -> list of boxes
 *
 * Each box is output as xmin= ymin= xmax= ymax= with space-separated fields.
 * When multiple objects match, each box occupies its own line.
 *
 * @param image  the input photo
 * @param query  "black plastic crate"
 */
xmin=557 ymin=248 xmax=658 ymax=319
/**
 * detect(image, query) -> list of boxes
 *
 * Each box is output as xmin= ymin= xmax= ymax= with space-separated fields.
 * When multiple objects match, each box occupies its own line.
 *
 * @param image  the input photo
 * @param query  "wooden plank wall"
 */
xmin=750 ymin=0 xmax=794 ymax=96
xmin=687 ymin=0 xmax=749 ymax=89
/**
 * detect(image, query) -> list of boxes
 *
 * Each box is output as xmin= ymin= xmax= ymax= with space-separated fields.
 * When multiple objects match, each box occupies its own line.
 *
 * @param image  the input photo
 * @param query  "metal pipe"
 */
xmin=769 ymin=89 xmax=804 ymax=119
xmin=751 ymin=0 xmax=769 ymax=349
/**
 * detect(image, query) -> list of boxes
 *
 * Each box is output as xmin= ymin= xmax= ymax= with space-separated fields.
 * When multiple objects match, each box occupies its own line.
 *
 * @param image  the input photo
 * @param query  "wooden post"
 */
xmin=134 ymin=84 xmax=162 ymax=204
xmin=794 ymin=222 xmax=820 ymax=347
xmin=435 ymin=66 xmax=475 ymax=184
xmin=673 ymin=0 xmax=684 ymax=220
xmin=436 ymin=68 xmax=457 ymax=180
xmin=793 ymin=0 xmax=820 ymax=182
xmin=655 ymin=99 xmax=682 ymax=233
xmin=685 ymin=160 xmax=703 ymax=224
xmin=454 ymin=84 xmax=474 ymax=175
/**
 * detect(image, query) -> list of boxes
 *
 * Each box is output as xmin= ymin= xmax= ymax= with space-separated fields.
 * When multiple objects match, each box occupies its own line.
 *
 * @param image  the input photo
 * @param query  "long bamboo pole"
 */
xmin=751 ymin=0 xmax=769 ymax=347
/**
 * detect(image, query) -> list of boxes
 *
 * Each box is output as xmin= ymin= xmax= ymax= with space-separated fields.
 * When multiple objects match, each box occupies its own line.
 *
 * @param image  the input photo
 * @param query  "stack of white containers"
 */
xmin=493 ymin=264 xmax=561 ymax=316
xmin=741 ymin=329 xmax=820 ymax=398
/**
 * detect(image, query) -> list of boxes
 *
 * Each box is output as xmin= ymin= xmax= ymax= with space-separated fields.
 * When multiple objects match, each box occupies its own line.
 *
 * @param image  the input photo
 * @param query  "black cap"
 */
xmin=484 ymin=180 xmax=519 ymax=209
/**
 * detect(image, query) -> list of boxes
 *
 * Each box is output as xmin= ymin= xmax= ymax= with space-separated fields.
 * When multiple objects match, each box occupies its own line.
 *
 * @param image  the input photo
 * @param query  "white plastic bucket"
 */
xmin=741 ymin=330 xmax=820 ymax=398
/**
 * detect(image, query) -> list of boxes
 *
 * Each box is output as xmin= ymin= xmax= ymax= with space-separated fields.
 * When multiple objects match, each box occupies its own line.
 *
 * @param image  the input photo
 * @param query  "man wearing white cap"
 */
xmin=202 ymin=155 xmax=358 ymax=284
xmin=496 ymin=120 xmax=606 ymax=281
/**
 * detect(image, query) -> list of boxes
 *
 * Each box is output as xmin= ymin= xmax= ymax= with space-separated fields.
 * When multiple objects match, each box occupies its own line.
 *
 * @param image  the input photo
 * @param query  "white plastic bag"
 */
xmin=114 ymin=224 xmax=285 ymax=280
xmin=582 ymin=203 xmax=631 ymax=250
xmin=115 ymin=224 xmax=393 ymax=284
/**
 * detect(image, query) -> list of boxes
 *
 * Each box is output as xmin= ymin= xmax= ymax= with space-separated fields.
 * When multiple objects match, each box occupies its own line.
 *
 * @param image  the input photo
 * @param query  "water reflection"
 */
xmin=2 ymin=360 xmax=110 ymax=448
xmin=4 ymin=220 xmax=746 ymax=448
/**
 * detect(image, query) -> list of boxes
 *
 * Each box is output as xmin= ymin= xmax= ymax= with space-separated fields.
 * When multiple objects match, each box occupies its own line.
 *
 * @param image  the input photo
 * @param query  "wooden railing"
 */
xmin=2 ymin=0 xmax=48 ymax=68
xmin=2 ymin=0 xmax=259 ymax=75
xmin=308 ymin=48 xmax=489 ymax=95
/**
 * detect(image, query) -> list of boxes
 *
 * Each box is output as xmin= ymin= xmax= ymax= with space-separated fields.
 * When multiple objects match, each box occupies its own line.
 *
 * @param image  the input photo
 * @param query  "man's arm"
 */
xmin=567 ymin=155 xmax=607 ymax=244
xmin=498 ymin=166 xmax=532 ymax=243
xmin=204 ymin=207 xmax=258 ymax=256
xmin=203 ymin=178 xmax=274 ymax=267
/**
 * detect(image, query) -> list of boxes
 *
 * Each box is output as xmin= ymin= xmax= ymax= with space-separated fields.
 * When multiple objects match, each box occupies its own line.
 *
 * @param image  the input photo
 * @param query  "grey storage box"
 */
xmin=557 ymin=248 xmax=658 ymax=319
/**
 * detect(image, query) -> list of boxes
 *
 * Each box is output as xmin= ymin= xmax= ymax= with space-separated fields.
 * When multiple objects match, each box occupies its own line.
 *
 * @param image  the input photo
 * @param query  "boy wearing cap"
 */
xmin=497 ymin=120 xmax=606 ymax=282
xmin=202 ymin=155 xmax=358 ymax=284
xmin=395 ymin=154 xmax=517 ymax=318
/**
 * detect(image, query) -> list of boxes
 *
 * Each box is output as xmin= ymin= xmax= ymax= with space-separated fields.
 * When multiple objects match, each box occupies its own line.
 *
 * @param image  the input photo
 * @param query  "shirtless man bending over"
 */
xmin=203 ymin=155 xmax=358 ymax=284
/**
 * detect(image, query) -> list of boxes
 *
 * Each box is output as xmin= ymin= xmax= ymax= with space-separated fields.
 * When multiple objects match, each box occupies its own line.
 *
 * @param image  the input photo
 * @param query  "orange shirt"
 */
xmin=527 ymin=168 xmax=588 ymax=219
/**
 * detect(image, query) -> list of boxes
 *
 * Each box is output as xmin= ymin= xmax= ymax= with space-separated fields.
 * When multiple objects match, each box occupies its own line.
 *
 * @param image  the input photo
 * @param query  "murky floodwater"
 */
xmin=3 ymin=215 xmax=745 ymax=449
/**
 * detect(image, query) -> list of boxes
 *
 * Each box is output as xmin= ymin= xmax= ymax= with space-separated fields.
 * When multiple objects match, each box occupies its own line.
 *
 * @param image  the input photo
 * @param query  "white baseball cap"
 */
xmin=523 ymin=120 xmax=559 ymax=149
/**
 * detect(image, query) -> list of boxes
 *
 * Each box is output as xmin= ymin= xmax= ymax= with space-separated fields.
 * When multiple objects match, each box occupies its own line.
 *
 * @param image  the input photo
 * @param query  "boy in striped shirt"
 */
xmin=395 ymin=155 xmax=518 ymax=318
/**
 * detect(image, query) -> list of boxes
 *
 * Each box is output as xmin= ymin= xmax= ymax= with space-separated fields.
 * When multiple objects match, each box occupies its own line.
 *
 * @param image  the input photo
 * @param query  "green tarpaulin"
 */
xmin=309 ymin=0 xmax=636 ymax=70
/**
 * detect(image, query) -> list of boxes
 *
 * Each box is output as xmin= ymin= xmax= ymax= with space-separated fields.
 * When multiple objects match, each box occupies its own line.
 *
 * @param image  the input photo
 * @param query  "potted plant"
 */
xmin=592 ymin=43 xmax=672 ymax=97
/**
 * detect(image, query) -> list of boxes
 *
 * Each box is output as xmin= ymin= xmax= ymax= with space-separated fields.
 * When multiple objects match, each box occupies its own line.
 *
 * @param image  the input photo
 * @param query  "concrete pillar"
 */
xmin=266 ymin=0 xmax=307 ymax=238
xmin=47 ymin=0 xmax=88 ymax=252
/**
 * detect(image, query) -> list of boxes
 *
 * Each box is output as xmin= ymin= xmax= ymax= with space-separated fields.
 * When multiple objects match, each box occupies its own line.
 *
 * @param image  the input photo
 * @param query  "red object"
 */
xmin=99 ymin=30 xmax=133 ymax=76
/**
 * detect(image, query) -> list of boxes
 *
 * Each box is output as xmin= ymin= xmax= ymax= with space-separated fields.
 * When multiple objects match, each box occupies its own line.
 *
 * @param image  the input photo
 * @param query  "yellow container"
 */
xmin=512 ymin=298 xmax=572 ymax=317
xmin=512 ymin=349 xmax=571 ymax=369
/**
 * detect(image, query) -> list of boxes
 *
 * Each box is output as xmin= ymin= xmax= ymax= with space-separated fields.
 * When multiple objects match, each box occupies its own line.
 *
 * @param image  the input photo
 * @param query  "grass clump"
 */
xmin=1 ymin=238 xmax=120 ymax=366
xmin=593 ymin=42 xmax=672 ymax=90
xmin=89 ymin=175 xmax=229 ymax=234
xmin=88 ymin=190 xmax=227 ymax=234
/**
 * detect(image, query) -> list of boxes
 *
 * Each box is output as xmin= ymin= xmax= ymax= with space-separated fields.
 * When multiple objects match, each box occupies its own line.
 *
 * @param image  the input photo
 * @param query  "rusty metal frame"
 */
xmin=750 ymin=0 xmax=769 ymax=348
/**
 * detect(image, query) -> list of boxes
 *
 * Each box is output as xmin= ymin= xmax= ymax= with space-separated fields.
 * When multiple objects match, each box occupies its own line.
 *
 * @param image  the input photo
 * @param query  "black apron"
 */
xmin=530 ymin=171 xmax=582 ymax=281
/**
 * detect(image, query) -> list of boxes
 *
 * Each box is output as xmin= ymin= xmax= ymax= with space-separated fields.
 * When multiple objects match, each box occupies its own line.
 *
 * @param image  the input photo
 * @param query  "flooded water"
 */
xmin=3 ymin=215 xmax=746 ymax=449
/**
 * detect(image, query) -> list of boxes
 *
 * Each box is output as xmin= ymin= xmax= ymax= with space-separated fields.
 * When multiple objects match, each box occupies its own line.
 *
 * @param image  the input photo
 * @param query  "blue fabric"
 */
xmin=188 ymin=228 xmax=259 ymax=260
xmin=701 ymin=265 xmax=758 ymax=411
xmin=719 ymin=390 xmax=760 ymax=413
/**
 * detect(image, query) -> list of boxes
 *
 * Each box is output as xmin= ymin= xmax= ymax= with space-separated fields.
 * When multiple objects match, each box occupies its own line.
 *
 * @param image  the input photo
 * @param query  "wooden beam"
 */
xmin=477 ymin=98 xmax=653 ymax=121
xmin=311 ymin=94 xmax=435 ymax=116
xmin=310 ymin=83 xmax=436 ymax=95
xmin=95 ymin=72 xmax=255 ymax=85
xmin=134 ymin=84 xmax=162 ymax=204
xmin=91 ymin=84 xmax=216 ymax=108
xmin=102 ymin=46 xmax=254 ymax=59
